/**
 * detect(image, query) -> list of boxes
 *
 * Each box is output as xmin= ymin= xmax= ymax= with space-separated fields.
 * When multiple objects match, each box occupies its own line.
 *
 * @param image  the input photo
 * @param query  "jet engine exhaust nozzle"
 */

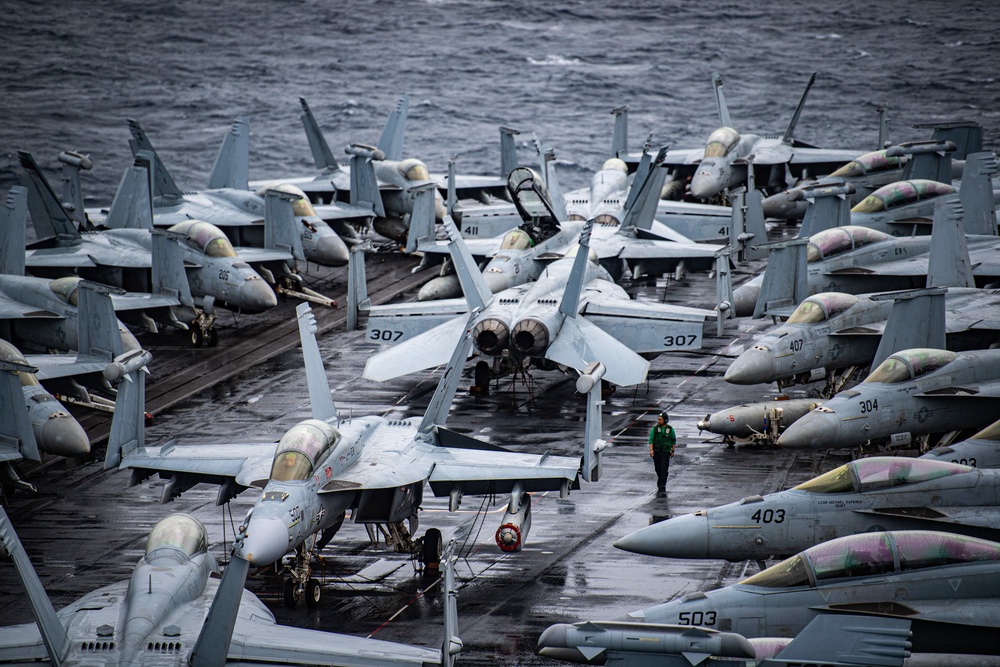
xmin=472 ymin=318 xmax=510 ymax=356
xmin=511 ymin=318 xmax=549 ymax=356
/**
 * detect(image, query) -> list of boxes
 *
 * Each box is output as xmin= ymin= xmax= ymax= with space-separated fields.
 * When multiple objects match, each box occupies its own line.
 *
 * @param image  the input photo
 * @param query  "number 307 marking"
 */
xmin=369 ymin=329 xmax=404 ymax=342
xmin=663 ymin=334 xmax=698 ymax=347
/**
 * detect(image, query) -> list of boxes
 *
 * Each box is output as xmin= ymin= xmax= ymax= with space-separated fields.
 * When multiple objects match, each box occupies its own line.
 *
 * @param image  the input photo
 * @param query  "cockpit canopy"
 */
xmin=793 ymin=456 xmax=972 ymax=494
xmin=48 ymin=276 xmax=81 ymax=305
xmin=0 ymin=339 xmax=39 ymax=387
xmin=169 ymin=220 xmax=238 ymax=258
xmin=255 ymin=182 xmax=318 ymax=217
xmin=970 ymin=419 xmax=1000 ymax=442
xmin=864 ymin=348 xmax=957 ymax=384
xmin=269 ymin=419 xmax=341 ymax=482
xmin=398 ymin=158 xmax=430 ymax=182
xmin=507 ymin=167 xmax=556 ymax=221
xmin=852 ymin=179 xmax=956 ymax=214
xmin=829 ymin=150 xmax=904 ymax=179
xmin=145 ymin=514 xmax=208 ymax=558
xmin=807 ymin=226 xmax=891 ymax=263
xmin=500 ymin=229 xmax=533 ymax=250
xmin=703 ymin=127 xmax=740 ymax=158
xmin=785 ymin=293 xmax=859 ymax=324
xmin=740 ymin=530 xmax=1000 ymax=589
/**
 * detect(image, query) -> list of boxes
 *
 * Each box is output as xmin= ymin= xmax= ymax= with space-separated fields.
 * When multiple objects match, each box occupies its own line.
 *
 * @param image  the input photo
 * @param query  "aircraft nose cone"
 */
xmin=777 ymin=409 xmax=838 ymax=448
xmin=238 ymin=278 xmax=278 ymax=313
xmin=38 ymin=416 xmax=90 ymax=457
xmin=614 ymin=513 xmax=710 ymax=558
xmin=236 ymin=517 xmax=290 ymax=566
xmin=690 ymin=167 xmax=723 ymax=200
xmin=418 ymin=274 xmax=461 ymax=301
xmin=732 ymin=283 xmax=760 ymax=317
xmin=309 ymin=232 xmax=350 ymax=267
xmin=483 ymin=271 xmax=509 ymax=294
xmin=725 ymin=348 xmax=775 ymax=385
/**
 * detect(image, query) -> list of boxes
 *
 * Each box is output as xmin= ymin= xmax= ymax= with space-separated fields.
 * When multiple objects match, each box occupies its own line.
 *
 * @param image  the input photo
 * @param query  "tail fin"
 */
xmin=795 ymin=182 xmax=854 ymax=237
xmin=611 ymin=106 xmax=628 ymax=158
xmin=782 ymin=72 xmax=817 ymax=144
xmin=927 ymin=194 xmax=974 ymax=288
xmin=17 ymin=150 xmax=80 ymax=242
xmin=417 ymin=312 xmax=477 ymax=435
xmin=346 ymin=241 xmax=371 ymax=332
xmin=0 ymin=360 xmax=41 ymax=462
xmin=532 ymin=134 xmax=569 ymax=221
xmin=263 ymin=189 xmax=305 ymax=261
xmin=623 ymin=148 xmax=652 ymax=212
xmin=405 ymin=183 xmax=439 ymax=254
xmin=871 ymin=287 xmax=947 ymax=370
xmin=347 ymin=145 xmax=385 ymax=216
xmin=295 ymin=303 xmax=337 ymax=423
xmin=443 ymin=216 xmax=493 ymax=312
xmin=207 ymin=117 xmax=250 ymax=190
xmin=104 ymin=161 xmax=154 ymax=230
xmin=752 ymin=238 xmax=810 ymax=319
xmin=57 ymin=150 xmax=92 ymax=228
xmin=732 ymin=187 xmax=768 ymax=261
xmin=877 ymin=102 xmax=891 ymax=149
xmin=298 ymin=97 xmax=341 ymax=173
xmin=899 ymin=140 xmax=955 ymax=183
xmin=773 ymin=614 xmax=910 ymax=666
xmin=711 ymin=72 xmax=733 ymax=128
xmin=446 ymin=157 xmax=457 ymax=217
xmin=558 ymin=220 xmax=594 ymax=318
xmin=151 ymin=230 xmax=195 ymax=308
xmin=104 ymin=349 xmax=151 ymax=469
xmin=500 ymin=127 xmax=520 ymax=177
xmin=620 ymin=147 xmax=668 ymax=233
xmin=189 ymin=555 xmax=249 ymax=667
xmin=959 ymin=151 xmax=998 ymax=236
xmin=0 ymin=506 xmax=69 ymax=667
xmin=914 ymin=120 xmax=983 ymax=160
xmin=0 ymin=186 xmax=28 ymax=276
xmin=126 ymin=119 xmax=183 ymax=199
xmin=576 ymin=362 xmax=607 ymax=483
xmin=76 ymin=281 xmax=125 ymax=361
xmin=441 ymin=541 xmax=462 ymax=667
xmin=377 ymin=95 xmax=409 ymax=162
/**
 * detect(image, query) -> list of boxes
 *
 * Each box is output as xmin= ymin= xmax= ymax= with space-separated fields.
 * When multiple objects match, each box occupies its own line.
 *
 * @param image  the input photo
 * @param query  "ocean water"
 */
xmin=2 ymin=0 xmax=998 ymax=205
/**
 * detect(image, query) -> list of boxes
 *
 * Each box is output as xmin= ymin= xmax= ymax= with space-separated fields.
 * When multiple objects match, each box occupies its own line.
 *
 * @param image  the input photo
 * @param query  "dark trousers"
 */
xmin=652 ymin=451 xmax=671 ymax=490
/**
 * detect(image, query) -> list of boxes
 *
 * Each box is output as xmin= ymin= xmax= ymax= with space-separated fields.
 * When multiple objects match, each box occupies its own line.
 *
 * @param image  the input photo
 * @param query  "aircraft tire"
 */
xmin=207 ymin=328 xmax=218 ymax=347
xmin=422 ymin=528 xmax=443 ymax=567
xmin=305 ymin=579 xmax=322 ymax=607
xmin=474 ymin=361 xmax=490 ymax=393
xmin=190 ymin=326 xmax=204 ymax=348
xmin=283 ymin=578 xmax=298 ymax=608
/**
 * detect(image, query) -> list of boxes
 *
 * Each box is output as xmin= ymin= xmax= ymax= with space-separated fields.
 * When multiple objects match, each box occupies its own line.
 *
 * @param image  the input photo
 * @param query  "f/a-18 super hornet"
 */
xmin=0 ymin=508 xmax=463 ymax=667
xmin=104 ymin=301 xmax=604 ymax=607
xmin=124 ymin=116 xmax=364 ymax=266
xmin=609 ymin=530 xmax=1000 ymax=657
xmin=614 ymin=456 xmax=1000 ymax=563
xmin=627 ymin=72 xmax=864 ymax=201
xmin=777 ymin=347 xmax=1000 ymax=450
xmin=366 ymin=215 xmax=714 ymax=388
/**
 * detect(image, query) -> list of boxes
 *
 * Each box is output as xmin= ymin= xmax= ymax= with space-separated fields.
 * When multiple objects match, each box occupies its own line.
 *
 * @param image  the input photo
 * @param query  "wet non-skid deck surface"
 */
xmin=0 ymin=244 xmax=842 ymax=666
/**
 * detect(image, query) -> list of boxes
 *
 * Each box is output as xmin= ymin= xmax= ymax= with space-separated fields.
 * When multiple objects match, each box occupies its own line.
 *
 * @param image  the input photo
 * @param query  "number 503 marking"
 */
xmin=678 ymin=611 xmax=716 ymax=626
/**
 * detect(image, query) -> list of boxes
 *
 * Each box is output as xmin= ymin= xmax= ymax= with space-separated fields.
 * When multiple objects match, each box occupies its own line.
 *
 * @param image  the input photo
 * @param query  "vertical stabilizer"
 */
xmin=151 ymin=230 xmax=195 ymax=308
xmin=443 ymin=217 xmax=493 ymax=312
xmin=263 ymin=190 xmax=305 ymax=261
xmin=446 ymin=157 xmax=457 ymax=217
xmin=926 ymin=195 xmax=973 ymax=288
xmin=104 ymin=350 xmax=152 ymax=469
xmin=405 ymin=183 xmax=439 ymax=254
xmin=377 ymin=95 xmax=409 ymax=162
xmin=295 ymin=303 xmax=337 ymax=423
xmin=620 ymin=147 xmax=668 ymax=233
xmin=733 ymin=188 xmax=768 ymax=261
xmin=346 ymin=242 xmax=371 ymax=332
xmin=0 ymin=361 xmax=41 ymax=462
xmin=57 ymin=151 xmax=92 ymax=227
xmin=917 ymin=120 xmax=983 ymax=161
xmin=17 ymin=151 xmax=80 ymax=242
xmin=796 ymin=183 xmax=854 ymax=237
xmin=782 ymin=72 xmax=817 ymax=144
xmin=611 ymin=106 xmax=628 ymax=158
xmin=347 ymin=146 xmax=385 ymax=216
xmin=500 ymin=127 xmax=520 ymax=177
xmin=711 ymin=72 xmax=732 ymax=129
xmin=877 ymin=103 xmax=891 ymax=149
xmin=559 ymin=220 xmax=594 ymax=318
xmin=0 ymin=186 xmax=28 ymax=276
xmin=900 ymin=140 xmax=955 ymax=184
xmin=126 ymin=119 xmax=183 ymax=199
xmin=189 ymin=555 xmax=249 ymax=667
xmin=0 ymin=506 xmax=68 ymax=667
xmin=752 ymin=238 xmax=809 ymax=319
xmin=207 ymin=117 xmax=251 ymax=191
xmin=417 ymin=312 xmax=477 ymax=435
xmin=623 ymin=148 xmax=652 ymax=212
xmin=76 ymin=282 xmax=124 ymax=361
xmin=299 ymin=98 xmax=341 ymax=173
xmin=104 ymin=162 xmax=154 ymax=230
xmin=959 ymin=152 xmax=998 ymax=236
xmin=441 ymin=541 xmax=462 ymax=667
xmin=871 ymin=287 xmax=947 ymax=369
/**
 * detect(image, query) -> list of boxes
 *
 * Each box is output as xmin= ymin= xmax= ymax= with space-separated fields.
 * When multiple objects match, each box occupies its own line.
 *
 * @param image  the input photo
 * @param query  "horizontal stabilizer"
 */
xmin=773 ymin=613 xmax=910 ymax=666
xmin=363 ymin=314 xmax=468 ymax=382
xmin=545 ymin=316 xmax=649 ymax=386
xmin=0 ymin=361 xmax=40 ymax=462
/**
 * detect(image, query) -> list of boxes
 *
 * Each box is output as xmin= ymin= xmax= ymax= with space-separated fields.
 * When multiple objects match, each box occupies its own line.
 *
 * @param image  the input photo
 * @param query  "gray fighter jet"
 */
xmin=0 ymin=508 xmax=462 ymax=667
xmin=125 ymin=117 xmax=360 ymax=266
xmin=104 ymin=302 xmax=604 ymax=607
xmin=777 ymin=347 xmax=1000 ymax=450
xmin=607 ymin=530 xmax=1000 ymax=656
xmin=638 ymin=72 xmax=863 ymax=201
xmin=365 ymin=217 xmax=714 ymax=388
xmin=614 ymin=456 xmax=1000 ymax=562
